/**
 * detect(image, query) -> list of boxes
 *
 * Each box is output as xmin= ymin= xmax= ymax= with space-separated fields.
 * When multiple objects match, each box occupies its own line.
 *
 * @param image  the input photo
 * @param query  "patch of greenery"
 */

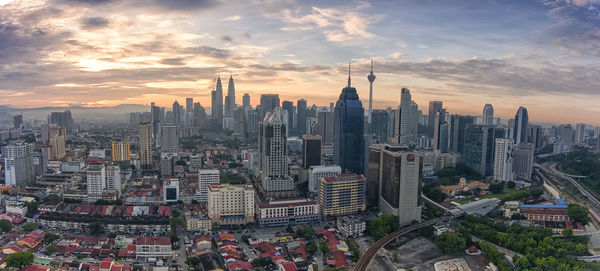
xmin=367 ymin=215 xmax=399 ymax=241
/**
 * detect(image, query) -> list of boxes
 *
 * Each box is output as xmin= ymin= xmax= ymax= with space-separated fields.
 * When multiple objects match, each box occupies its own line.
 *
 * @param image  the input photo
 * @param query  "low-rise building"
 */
xmin=256 ymin=198 xmax=320 ymax=227
xmin=135 ymin=236 xmax=171 ymax=260
xmin=336 ymin=216 xmax=366 ymax=238
xmin=440 ymin=178 xmax=488 ymax=196
xmin=519 ymin=198 xmax=569 ymax=223
xmin=186 ymin=213 xmax=212 ymax=233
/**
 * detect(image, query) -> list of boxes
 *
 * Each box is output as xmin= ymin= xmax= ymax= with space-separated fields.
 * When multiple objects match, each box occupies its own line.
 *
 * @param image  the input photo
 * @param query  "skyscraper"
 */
xmin=186 ymin=98 xmax=194 ymax=114
xmin=281 ymin=101 xmax=295 ymax=135
xmin=370 ymin=110 xmax=389 ymax=143
xmin=243 ymin=93 xmax=251 ymax=108
xmin=302 ymin=135 xmax=322 ymax=169
xmin=427 ymin=101 xmax=443 ymax=137
xmin=463 ymin=124 xmax=503 ymax=176
xmin=297 ymin=99 xmax=307 ymax=136
xmin=449 ymin=114 xmax=475 ymax=154
xmin=4 ymin=141 xmax=34 ymax=186
xmin=151 ymin=102 xmax=162 ymax=148
xmin=371 ymin=145 xmax=422 ymax=226
xmin=13 ymin=114 xmax=22 ymax=129
xmin=49 ymin=110 xmax=75 ymax=132
xmin=397 ymin=88 xmax=412 ymax=145
xmin=575 ymin=123 xmax=585 ymax=144
xmin=334 ymin=64 xmax=365 ymax=174
xmin=259 ymin=108 xmax=295 ymax=196
xmin=161 ymin=125 xmax=179 ymax=153
xmin=493 ymin=138 xmax=514 ymax=183
xmin=513 ymin=106 xmax=529 ymax=144
xmin=317 ymin=111 xmax=334 ymax=144
xmin=483 ymin=104 xmax=494 ymax=126
xmin=225 ymin=75 xmax=236 ymax=116
xmin=527 ymin=125 xmax=543 ymax=151
xmin=319 ymin=173 xmax=366 ymax=217
xmin=513 ymin=143 xmax=534 ymax=181
xmin=260 ymin=94 xmax=280 ymax=112
xmin=139 ymin=122 xmax=152 ymax=169
xmin=198 ymin=169 xmax=220 ymax=203
xmin=433 ymin=110 xmax=448 ymax=153
xmin=367 ymin=59 xmax=376 ymax=127
xmin=50 ymin=135 xmax=66 ymax=159
xmin=211 ymin=76 xmax=224 ymax=124
xmin=106 ymin=165 xmax=121 ymax=193
xmin=559 ymin=124 xmax=574 ymax=146
xmin=112 ymin=141 xmax=130 ymax=161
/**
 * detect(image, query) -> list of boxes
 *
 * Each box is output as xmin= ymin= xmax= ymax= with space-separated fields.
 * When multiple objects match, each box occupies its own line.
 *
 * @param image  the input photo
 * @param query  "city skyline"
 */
xmin=1 ymin=0 xmax=600 ymax=126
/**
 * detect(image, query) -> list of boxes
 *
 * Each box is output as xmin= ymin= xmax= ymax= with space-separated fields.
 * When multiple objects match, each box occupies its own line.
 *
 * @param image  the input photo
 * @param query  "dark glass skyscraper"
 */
xmin=513 ymin=106 xmax=529 ymax=144
xmin=334 ymin=66 xmax=365 ymax=174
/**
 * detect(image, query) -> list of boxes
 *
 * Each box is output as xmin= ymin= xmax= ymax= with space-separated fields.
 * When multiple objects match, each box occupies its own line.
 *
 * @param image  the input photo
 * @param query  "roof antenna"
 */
xmin=347 ymin=62 xmax=351 ymax=88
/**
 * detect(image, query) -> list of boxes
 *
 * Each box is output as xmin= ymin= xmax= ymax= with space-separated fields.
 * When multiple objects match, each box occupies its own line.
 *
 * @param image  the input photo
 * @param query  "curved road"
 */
xmin=354 ymin=217 xmax=447 ymax=271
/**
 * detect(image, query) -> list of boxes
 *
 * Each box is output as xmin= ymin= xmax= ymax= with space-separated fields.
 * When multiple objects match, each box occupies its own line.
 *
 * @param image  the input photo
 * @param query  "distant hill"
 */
xmin=0 ymin=104 xmax=150 ymax=122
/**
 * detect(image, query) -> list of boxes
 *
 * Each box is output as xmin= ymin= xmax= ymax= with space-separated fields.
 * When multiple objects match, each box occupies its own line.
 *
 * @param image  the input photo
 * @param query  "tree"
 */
xmin=89 ymin=221 xmax=104 ymax=235
xmin=299 ymin=226 xmax=317 ymax=239
xmin=419 ymin=225 xmax=435 ymax=238
xmin=568 ymin=204 xmax=590 ymax=225
xmin=108 ymin=232 xmax=118 ymax=238
xmin=367 ymin=215 xmax=399 ymax=240
xmin=435 ymin=232 xmax=466 ymax=254
xmin=0 ymin=219 xmax=12 ymax=232
xmin=171 ymin=217 xmax=184 ymax=231
xmin=186 ymin=257 xmax=200 ymax=266
xmin=507 ymin=181 xmax=516 ymax=189
xmin=251 ymin=258 xmax=273 ymax=267
xmin=286 ymin=224 xmax=294 ymax=233
xmin=43 ymin=233 xmax=60 ymax=244
xmin=45 ymin=245 xmax=59 ymax=255
xmin=562 ymin=228 xmax=573 ymax=237
xmin=307 ymin=239 xmax=317 ymax=254
xmin=22 ymin=222 xmax=38 ymax=231
xmin=319 ymin=241 xmax=329 ymax=255
xmin=5 ymin=252 xmax=34 ymax=269
xmin=488 ymin=183 xmax=504 ymax=194
xmin=515 ymin=257 xmax=531 ymax=270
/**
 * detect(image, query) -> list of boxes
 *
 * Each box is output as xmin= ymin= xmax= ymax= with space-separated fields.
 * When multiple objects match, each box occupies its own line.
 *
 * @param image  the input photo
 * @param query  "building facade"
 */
xmin=197 ymin=169 xmax=220 ymax=202
xmin=111 ymin=141 xmax=130 ymax=161
xmin=308 ymin=165 xmax=342 ymax=194
xmin=256 ymin=199 xmax=320 ymax=227
xmin=139 ymin=122 xmax=152 ymax=169
xmin=319 ymin=173 xmax=366 ymax=217
xmin=493 ymin=138 xmax=514 ymax=183
xmin=207 ymin=184 xmax=255 ymax=225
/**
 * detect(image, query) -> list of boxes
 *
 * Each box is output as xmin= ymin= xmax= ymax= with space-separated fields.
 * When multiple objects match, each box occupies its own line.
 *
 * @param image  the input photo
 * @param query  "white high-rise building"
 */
xmin=397 ymin=88 xmax=412 ymax=145
xmin=259 ymin=108 xmax=295 ymax=192
xmin=4 ymin=141 xmax=34 ymax=186
xmin=105 ymin=165 xmax=121 ymax=193
xmin=207 ymin=184 xmax=255 ymax=225
xmin=86 ymin=165 xmax=106 ymax=202
xmin=493 ymin=138 xmax=514 ymax=183
xmin=483 ymin=104 xmax=494 ymax=126
xmin=308 ymin=165 xmax=342 ymax=194
xmin=197 ymin=169 xmax=220 ymax=202
xmin=161 ymin=125 xmax=179 ymax=153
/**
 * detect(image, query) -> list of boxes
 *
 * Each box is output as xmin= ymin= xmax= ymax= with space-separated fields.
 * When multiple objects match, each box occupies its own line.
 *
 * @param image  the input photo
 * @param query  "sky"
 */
xmin=0 ymin=0 xmax=599 ymax=125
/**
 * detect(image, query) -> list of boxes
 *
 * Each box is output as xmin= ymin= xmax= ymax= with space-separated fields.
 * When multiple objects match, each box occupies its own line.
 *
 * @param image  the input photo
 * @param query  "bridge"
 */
xmin=354 ymin=216 xmax=449 ymax=271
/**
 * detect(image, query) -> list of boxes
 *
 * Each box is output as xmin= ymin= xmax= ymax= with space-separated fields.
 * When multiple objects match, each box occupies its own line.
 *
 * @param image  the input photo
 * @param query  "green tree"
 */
xmin=299 ymin=226 xmax=316 ymax=239
xmin=419 ymin=225 xmax=435 ymax=238
xmin=186 ymin=257 xmax=200 ymax=266
xmin=45 ymin=245 xmax=59 ymax=255
xmin=43 ymin=233 xmax=60 ymax=244
xmin=0 ymin=219 xmax=12 ymax=232
xmin=251 ymin=258 xmax=273 ymax=267
xmin=367 ymin=215 xmax=399 ymax=240
xmin=89 ymin=221 xmax=104 ymax=235
xmin=5 ymin=252 xmax=34 ymax=269
xmin=22 ymin=222 xmax=38 ymax=231
xmin=307 ymin=239 xmax=317 ymax=254
xmin=435 ymin=232 xmax=466 ymax=253
xmin=568 ymin=204 xmax=590 ymax=225
xmin=286 ymin=224 xmax=294 ymax=233
xmin=171 ymin=217 xmax=184 ymax=231
xmin=488 ymin=183 xmax=504 ymax=194
xmin=507 ymin=181 xmax=516 ymax=189
xmin=319 ymin=241 xmax=329 ymax=255
xmin=515 ymin=257 xmax=531 ymax=270
xmin=562 ymin=228 xmax=573 ymax=237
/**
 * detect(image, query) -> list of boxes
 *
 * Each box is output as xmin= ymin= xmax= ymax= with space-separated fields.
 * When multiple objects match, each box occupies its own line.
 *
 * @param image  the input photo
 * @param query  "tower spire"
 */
xmin=370 ymin=59 xmax=373 ymax=73
xmin=347 ymin=62 xmax=351 ymax=88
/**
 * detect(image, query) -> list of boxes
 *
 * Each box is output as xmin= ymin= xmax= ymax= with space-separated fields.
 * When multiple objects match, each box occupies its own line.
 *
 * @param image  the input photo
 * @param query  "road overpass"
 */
xmin=354 ymin=216 xmax=450 ymax=271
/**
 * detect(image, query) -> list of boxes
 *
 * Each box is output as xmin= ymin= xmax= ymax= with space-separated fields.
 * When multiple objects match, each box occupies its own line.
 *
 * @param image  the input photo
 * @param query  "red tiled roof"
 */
xmin=135 ymin=236 xmax=170 ymax=246
xmin=280 ymin=262 xmax=297 ymax=271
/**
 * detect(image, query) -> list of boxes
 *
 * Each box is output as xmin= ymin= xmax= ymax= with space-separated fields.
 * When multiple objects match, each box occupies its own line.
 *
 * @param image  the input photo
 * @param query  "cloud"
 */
xmin=182 ymin=45 xmax=231 ymax=59
xmin=81 ymin=17 xmax=109 ymax=29
xmin=224 ymin=15 xmax=241 ymax=21
xmin=220 ymin=35 xmax=233 ymax=42
xmin=282 ymin=6 xmax=375 ymax=42
xmin=243 ymin=32 xmax=252 ymax=39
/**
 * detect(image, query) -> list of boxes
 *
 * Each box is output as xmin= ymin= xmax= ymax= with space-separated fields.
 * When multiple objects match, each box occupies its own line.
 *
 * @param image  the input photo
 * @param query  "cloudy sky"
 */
xmin=1 ymin=0 xmax=599 ymax=125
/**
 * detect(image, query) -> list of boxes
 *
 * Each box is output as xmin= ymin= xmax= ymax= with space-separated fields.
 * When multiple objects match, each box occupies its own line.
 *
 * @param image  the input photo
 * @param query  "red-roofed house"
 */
xmin=135 ymin=237 xmax=171 ymax=259
xmin=278 ymin=261 xmax=298 ymax=271
xmin=22 ymin=265 xmax=49 ymax=271
xmin=18 ymin=236 xmax=41 ymax=248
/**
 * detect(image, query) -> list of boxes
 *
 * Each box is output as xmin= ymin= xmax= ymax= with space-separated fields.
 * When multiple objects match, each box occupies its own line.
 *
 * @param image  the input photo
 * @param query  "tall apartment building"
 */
xmin=319 ymin=173 xmax=366 ymax=217
xmin=307 ymin=165 xmax=341 ymax=194
xmin=513 ymin=143 xmax=534 ymax=181
xmin=161 ymin=125 xmax=179 ymax=153
xmin=4 ymin=141 xmax=34 ymax=186
xmin=111 ymin=141 xmax=130 ymax=161
xmin=49 ymin=135 xmax=66 ymax=159
xmin=317 ymin=111 xmax=334 ymax=144
xmin=259 ymin=108 xmax=295 ymax=196
xmin=139 ymin=122 xmax=152 ymax=169
xmin=105 ymin=165 xmax=121 ymax=193
xmin=86 ymin=165 xmax=106 ymax=202
xmin=207 ymin=184 xmax=255 ymax=225
xmin=370 ymin=145 xmax=422 ymax=226
xmin=197 ymin=169 xmax=220 ymax=202
xmin=493 ymin=138 xmax=514 ymax=183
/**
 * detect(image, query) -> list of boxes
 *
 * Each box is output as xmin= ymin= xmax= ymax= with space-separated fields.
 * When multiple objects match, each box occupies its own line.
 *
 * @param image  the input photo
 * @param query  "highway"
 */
xmin=354 ymin=216 xmax=448 ymax=271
